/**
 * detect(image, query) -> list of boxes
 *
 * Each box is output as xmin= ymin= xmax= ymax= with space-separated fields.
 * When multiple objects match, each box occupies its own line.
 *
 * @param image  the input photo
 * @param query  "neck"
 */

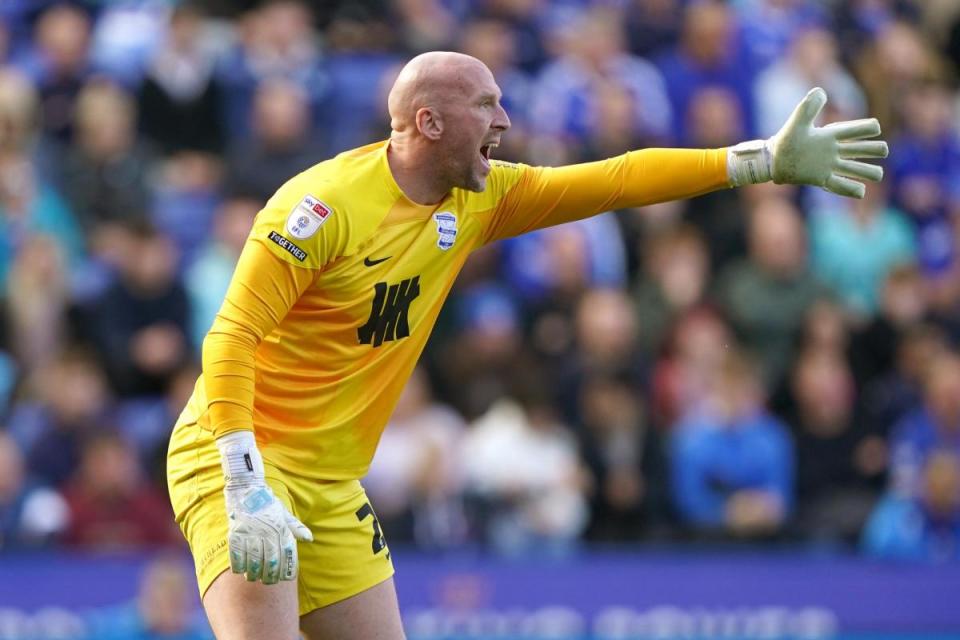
xmin=387 ymin=134 xmax=450 ymax=205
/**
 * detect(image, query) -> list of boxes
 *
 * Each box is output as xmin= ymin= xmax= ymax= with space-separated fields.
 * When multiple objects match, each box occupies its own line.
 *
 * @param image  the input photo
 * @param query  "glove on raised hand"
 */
xmin=728 ymin=87 xmax=888 ymax=198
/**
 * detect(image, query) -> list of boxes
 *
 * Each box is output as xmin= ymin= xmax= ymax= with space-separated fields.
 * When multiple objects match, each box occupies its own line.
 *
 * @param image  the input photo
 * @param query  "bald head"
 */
xmin=385 ymin=51 xmax=510 ymax=202
xmin=388 ymin=51 xmax=491 ymax=132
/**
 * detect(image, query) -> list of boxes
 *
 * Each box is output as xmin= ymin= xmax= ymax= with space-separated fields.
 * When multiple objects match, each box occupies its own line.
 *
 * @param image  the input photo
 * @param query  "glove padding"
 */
xmin=729 ymin=87 xmax=888 ymax=198
xmin=217 ymin=431 xmax=313 ymax=584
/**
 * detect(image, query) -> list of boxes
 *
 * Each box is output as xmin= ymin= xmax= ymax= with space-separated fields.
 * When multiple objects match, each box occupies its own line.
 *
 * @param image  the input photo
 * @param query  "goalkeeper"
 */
xmin=166 ymin=51 xmax=886 ymax=640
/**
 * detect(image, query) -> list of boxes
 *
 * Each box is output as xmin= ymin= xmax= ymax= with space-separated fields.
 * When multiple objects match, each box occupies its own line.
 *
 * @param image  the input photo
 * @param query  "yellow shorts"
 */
xmin=166 ymin=416 xmax=394 ymax=615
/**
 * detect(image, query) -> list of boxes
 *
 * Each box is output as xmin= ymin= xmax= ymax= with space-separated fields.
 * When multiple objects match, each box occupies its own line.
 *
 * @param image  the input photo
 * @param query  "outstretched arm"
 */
xmin=484 ymin=87 xmax=887 ymax=244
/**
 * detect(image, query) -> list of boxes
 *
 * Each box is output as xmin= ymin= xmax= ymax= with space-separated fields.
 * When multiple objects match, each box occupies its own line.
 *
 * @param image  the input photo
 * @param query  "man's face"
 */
xmin=438 ymin=64 xmax=511 ymax=192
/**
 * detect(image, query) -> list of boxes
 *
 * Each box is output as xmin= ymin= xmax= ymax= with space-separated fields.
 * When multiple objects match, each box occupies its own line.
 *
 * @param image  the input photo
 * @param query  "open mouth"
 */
xmin=479 ymin=142 xmax=498 ymax=166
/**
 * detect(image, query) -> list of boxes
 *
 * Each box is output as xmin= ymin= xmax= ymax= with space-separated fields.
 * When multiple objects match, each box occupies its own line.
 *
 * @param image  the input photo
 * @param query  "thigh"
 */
xmin=299 ymin=577 xmax=405 ymax=640
xmin=168 ymin=419 xmax=304 ymax=605
xmin=204 ymin=569 xmax=301 ymax=640
xmin=292 ymin=479 xmax=395 ymax=615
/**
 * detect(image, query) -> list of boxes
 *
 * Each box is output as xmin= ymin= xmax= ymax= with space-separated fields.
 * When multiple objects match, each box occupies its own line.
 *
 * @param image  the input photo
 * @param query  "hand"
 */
xmin=728 ymin=88 xmax=888 ymax=198
xmin=217 ymin=431 xmax=313 ymax=584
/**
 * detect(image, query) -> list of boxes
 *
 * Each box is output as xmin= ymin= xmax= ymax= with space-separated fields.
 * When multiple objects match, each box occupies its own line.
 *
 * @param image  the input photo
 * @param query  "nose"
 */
xmin=493 ymin=103 xmax=511 ymax=132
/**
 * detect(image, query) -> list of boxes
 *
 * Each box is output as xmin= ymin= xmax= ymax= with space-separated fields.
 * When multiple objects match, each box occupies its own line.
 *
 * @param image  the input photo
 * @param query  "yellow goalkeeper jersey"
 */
xmin=174 ymin=139 xmax=728 ymax=480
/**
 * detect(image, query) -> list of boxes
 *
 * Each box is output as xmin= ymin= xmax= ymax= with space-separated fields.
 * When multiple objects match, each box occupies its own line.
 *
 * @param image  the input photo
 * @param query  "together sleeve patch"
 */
xmin=267 ymin=230 xmax=309 ymax=262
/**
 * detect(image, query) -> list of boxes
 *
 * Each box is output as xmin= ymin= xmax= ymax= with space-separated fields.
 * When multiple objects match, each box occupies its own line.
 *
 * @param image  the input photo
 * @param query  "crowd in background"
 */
xmin=0 ymin=0 xmax=959 ymax=564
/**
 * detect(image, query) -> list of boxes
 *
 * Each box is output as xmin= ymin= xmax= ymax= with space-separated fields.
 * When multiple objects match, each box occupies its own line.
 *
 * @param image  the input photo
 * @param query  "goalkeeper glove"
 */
xmin=728 ymin=87 xmax=888 ymax=198
xmin=217 ymin=430 xmax=313 ymax=584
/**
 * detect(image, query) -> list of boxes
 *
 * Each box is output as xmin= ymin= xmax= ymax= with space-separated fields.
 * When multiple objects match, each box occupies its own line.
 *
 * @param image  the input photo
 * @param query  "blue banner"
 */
xmin=0 ymin=550 xmax=958 ymax=639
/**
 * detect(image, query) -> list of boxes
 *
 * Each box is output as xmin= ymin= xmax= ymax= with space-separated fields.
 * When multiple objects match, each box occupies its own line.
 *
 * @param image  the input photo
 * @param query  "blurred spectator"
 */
xmin=8 ymin=348 xmax=114 ymax=487
xmin=575 ymin=373 xmax=666 ymax=541
xmin=81 ymin=223 xmax=190 ymax=397
xmin=320 ymin=50 xmax=399 ymax=157
xmin=854 ymin=20 xmax=948 ymax=138
xmin=0 ymin=69 xmax=85 ymax=293
xmin=634 ymin=224 xmax=710 ymax=359
xmin=557 ymin=288 xmax=643 ymax=402
xmin=434 ymin=283 xmax=524 ymax=419
xmin=714 ymin=197 xmax=828 ymax=385
xmin=808 ymin=184 xmax=916 ymax=320
xmin=625 ymin=0 xmax=683 ymax=59
xmin=858 ymin=323 xmax=949 ymax=451
xmin=651 ymin=306 xmax=734 ymax=430
xmin=863 ymin=450 xmax=960 ymax=562
xmin=61 ymin=431 xmax=181 ymax=549
xmin=394 ymin=0 xmax=458 ymax=53
xmin=754 ymin=25 xmax=866 ymax=137
xmin=138 ymin=3 xmax=225 ymax=155
xmin=849 ymin=263 xmax=930 ymax=392
xmin=735 ymin=0 xmax=828 ymax=71
xmin=365 ymin=367 xmax=467 ymax=548
xmin=88 ymin=0 xmax=172 ymax=88
xmin=462 ymin=391 xmax=588 ymax=555
xmin=223 ymin=77 xmax=322 ymax=202
xmin=656 ymin=0 xmax=756 ymax=144
xmin=680 ymin=87 xmax=749 ymax=271
xmin=151 ymin=150 xmax=222 ymax=269
xmin=185 ymin=196 xmax=257 ymax=349
xmin=16 ymin=3 xmax=97 ymax=143
xmin=477 ymin=0 xmax=550 ymax=74
xmin=86 ymin=556 xmax=212 ymax=639
xmin=6 ymin=235 xmax=70 ymax=372
xmin=787 ymin=346 xmax=882 ymax=542
xmin=500 ymin=213 xmax=627 ymax=317
xmin=114 ymin=363 xmax=200 ymax=484
xmin=797 ymin=297 xmax=850 ymax=355
xmin=0 ymin=432 xmax=68 ymax=549
xmin=57 ymin=78 xmax=154 ymax=234
xmin=889 ymin=351 xmax=960 ymax=498
xmin=670 ymin=349 xmax=794 ymax=538
xmin=887 ymin=81 xmax=960 ymax=300
xmin=528 ymin=6 xmax=672 ymax=163
xmin=216 ymin=1 xmax=326 ymax=140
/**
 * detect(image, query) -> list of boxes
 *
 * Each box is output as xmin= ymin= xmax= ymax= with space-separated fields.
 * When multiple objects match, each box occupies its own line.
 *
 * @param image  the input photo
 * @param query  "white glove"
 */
xmin=217 ymin=431 xmax=313 ymax=584
xmin=728 ymin=87 xmax=888 ymax=198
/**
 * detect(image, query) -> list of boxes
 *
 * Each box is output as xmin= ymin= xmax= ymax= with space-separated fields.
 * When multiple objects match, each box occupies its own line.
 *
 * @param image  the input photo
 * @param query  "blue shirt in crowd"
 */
xmin=671 ymin=409 xmax=794 ymax=527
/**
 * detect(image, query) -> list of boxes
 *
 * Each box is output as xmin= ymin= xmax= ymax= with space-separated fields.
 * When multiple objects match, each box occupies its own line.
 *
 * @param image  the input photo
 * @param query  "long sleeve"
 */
xmin=202 ymin=240 xmax=316 ymax=436
xmin=483 ymin=147 xmax=729 ymax=244
xmin=671 ymin=426 xmax=725 ymax=526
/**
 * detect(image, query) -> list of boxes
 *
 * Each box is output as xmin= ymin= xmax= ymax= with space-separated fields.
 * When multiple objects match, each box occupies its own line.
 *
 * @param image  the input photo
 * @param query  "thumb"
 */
xmin=285 ymin=510 xmax=314 ymax=542
xmin=786 ymin=87 xmax=827 ymax=130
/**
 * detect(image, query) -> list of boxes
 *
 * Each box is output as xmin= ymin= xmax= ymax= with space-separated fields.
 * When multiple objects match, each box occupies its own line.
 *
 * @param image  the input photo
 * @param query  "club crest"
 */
xmin=433 ymin=211 xmax=457 ymax=250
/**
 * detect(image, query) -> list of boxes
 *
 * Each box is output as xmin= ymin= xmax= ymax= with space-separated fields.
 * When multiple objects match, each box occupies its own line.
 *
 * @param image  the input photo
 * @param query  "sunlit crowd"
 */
xmin=0 ymin=0 xmax=959 ymax=564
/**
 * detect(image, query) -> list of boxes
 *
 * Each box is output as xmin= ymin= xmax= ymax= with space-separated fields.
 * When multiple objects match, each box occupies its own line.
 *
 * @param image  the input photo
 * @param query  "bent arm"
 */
xmin=484 ymin=148 xmax=729 ymax=243
xmin=203 ymin=240 xmax=316 ymax=436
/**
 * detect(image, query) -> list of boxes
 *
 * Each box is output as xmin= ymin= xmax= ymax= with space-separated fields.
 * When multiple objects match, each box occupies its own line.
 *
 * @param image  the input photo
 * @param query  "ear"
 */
xmin=416 ymin=107 xmax=443 ymax=141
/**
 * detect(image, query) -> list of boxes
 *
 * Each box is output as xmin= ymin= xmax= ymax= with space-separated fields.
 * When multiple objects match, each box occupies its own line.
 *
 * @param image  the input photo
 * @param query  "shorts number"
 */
xmin=355 ymin=502 xmax=386 ymax=555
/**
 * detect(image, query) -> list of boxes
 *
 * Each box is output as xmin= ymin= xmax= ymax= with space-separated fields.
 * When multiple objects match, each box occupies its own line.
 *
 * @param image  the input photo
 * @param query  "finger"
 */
xmin=280 ymin=536 xmax=298 ymax=582
xmin=262 ymin=535 xmax=281 ymax=585
xmin=245 ymin=537 xmax=264 ymax=582
xmin=825 ymin=174 xmax=866 ymax=199
xmin=229 ymin=531 xmax=247 ymax=574
xmin=285 ymin=511 xmax=314 ymax=542
xmin=835 ymin=159 xmax=884 ymax=182
xmin=787 ymin=87 xmax=827 ymax=128
xmin=838 ymin=140 xmax=888 ymax=159
xmin=823 ymin=118 xmax=881 ymax=141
